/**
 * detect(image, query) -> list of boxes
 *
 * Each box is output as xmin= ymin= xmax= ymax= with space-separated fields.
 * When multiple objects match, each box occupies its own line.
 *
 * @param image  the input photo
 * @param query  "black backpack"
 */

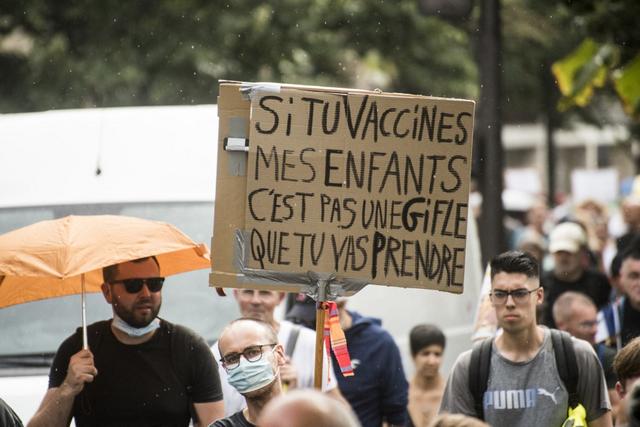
xmin=468 ymin=329 xmax=579 ymax=420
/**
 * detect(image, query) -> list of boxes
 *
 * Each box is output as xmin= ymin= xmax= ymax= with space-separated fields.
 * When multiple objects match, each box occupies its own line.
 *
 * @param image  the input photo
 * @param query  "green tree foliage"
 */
xmin=0 ymin=0 xmax=477 ymax=112
xmin=550 ymin=0 xmax=640 ymax=120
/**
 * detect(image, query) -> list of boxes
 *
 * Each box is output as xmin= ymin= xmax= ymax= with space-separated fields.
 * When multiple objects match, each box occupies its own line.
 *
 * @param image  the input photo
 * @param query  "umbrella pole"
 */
xmin=81 ymin=274 xmax=88 ymax=350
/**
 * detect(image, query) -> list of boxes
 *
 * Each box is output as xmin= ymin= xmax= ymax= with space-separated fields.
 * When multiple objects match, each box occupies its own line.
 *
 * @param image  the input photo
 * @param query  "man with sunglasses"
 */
xmin=211 ymin=318 xmax=287 ymax=427
xmin=29 ymin=257 xmax=224 ymax=427
xmin=440 ymin=250 xmax=612 ymax=427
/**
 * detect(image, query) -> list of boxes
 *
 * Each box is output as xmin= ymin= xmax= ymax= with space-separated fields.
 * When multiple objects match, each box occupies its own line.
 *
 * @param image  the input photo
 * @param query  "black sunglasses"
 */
xmin=111 ymin=277 xmax=165 ymax=294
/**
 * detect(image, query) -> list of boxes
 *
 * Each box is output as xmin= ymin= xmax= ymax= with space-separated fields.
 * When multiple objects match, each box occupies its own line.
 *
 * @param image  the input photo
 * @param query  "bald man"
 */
xmin=212 ymin=318 xmax=287 ymax=427
xmin=212 ymin=289 xmax=342 ymax=416
xmin=553 ymin=291 xmax=618 ymax=408
xmin=258 ymin=389 xmax=361 ymax=427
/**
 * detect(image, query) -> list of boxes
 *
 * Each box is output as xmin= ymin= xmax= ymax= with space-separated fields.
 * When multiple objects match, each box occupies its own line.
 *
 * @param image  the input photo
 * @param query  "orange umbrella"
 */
xmin=0 ymin=215 xmax=211 ymax=348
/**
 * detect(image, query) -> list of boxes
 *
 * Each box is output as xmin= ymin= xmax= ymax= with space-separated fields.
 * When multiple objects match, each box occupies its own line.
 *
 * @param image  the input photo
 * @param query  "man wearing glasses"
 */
xmin=29 ymin=257 xmax=224 ymax=427
xmin=211 ymin=318 xmax=286 ymax=427
xmin=212 ymin=289 xmax=342 ymax=417
xmin=552 ymin=291 xmax=618 ymax=409
xmin=440 ymin=251 xmax=612 ymax=427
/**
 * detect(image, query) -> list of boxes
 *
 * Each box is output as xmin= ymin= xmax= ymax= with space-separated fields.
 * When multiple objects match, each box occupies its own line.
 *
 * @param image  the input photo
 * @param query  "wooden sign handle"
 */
xmin=313 ymin=280 xmax=329 ymax=390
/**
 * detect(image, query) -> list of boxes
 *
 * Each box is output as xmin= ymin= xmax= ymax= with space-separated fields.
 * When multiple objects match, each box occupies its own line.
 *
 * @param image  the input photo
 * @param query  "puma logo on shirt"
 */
xmin=483 ymin=387 xmax=561 ymax=410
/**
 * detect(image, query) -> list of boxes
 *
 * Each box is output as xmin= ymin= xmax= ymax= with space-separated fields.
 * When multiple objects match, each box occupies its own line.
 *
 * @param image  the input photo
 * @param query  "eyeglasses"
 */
xmin=577 ymin=320 xmax=598 ymax=330
xmin=110 ymin=277 xmax=165 ymax=294
xmin=220 ymin=344 xmax=277 ymax=370
xmin=489 ymin=287 xmax=540 ymax=305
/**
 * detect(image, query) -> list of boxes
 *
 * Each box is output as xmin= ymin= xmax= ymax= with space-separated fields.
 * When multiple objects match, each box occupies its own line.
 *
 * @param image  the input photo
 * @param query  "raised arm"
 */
xmin=28 ymin=349 xmax=97 ymax=427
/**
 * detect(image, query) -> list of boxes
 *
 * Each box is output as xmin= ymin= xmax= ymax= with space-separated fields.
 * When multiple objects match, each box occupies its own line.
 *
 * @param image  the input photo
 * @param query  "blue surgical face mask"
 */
xmin=112 ymin=314 xmax=160 ymax=337
xmin=226 ymin=349 xmax=277 ymax=394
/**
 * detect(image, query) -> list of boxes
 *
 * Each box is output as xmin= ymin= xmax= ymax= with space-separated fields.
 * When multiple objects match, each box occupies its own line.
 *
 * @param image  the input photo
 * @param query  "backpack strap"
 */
xmin=285 ymin=325 xmax=301 ymax=357
xmin=469 ymin=337 xmax=493 ymax=420
xmin=550 ymin=329 xmax=579 ymax=409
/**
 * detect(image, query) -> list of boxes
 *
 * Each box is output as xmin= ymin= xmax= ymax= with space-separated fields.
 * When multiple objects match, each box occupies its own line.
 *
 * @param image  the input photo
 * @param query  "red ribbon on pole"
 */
xmin=322 ymin=301 xmax=354 ymax=377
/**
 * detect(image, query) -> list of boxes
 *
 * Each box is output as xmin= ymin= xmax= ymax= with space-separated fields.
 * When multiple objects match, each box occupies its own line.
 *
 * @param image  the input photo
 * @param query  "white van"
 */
xmin=0 ymin=105 xmax=482 ymax=423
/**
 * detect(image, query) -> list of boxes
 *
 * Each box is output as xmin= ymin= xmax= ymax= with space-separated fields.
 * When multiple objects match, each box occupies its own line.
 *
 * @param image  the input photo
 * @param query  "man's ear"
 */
xmin=101 ymin=282 xmax=113 ymax=304
xmin=536 ymin=286 xmax=544 ymax=305
xmin=277 ymin=292 xmax=286 ymax=304
xmin=616 ymin=381 xmax=626 ymax=400
xmin=274 ymin=344 xmax=286 ymax=366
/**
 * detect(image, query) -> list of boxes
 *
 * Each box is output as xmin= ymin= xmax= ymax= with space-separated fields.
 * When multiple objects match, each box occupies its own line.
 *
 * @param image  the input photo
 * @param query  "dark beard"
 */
xmin=114 ymin=300 xmax=161 ymax=328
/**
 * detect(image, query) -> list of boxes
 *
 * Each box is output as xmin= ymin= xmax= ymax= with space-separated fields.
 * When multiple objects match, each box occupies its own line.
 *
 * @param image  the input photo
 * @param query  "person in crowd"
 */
xmin=541 ymin=221 xmax=612 ymax=327
xmin=428 ymin=414 xmax=488 ymax=427
xmin=599 ymin=247 xmax=640 ymax=350
xmin=517 ymin=227 xmax=546 ymax=264
xmin=617 ymin=196 xmax=640 ymax=252
xmin=333 ymin=298 xmax=408 ymax=427
xmin=212 ymin=289 xmax=342 ymax=416
xmin=553 ymin=291 xmax=618 ymax=407
xmin=619 ymin=380 xmax=640 ymax=427
xmin=407 ymin=324 xmax=447 ymax=427
xmin=612 ymin=337 xmax=640 ymax=426
xmin=28 ymin=257 xmax=224 ymax=427
xmin=575 ymin=199 xmax=616 ymax=275
xmin=517 ymin=200 xmax=549 ymax=248
xmin=614 ymin=337 xmax=640 ymax=404
xmin=610 ymin=252 xmax=625 ymax=299
xmin=440 ymin=250 xmax=612 ymax=426
xmin=287 ymin=296 xmax=408 ymax=426
xmin=0 ymin=398 xmax=23 ymax=427
xmin=211 ymin=318 xmax=286 ymax=427
xmin=258 ymin=389 xmax=361 ymax=427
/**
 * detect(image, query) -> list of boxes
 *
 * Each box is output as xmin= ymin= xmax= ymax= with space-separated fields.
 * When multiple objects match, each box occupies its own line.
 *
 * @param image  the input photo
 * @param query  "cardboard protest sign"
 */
xmin=211 ymin=82 xmax=475 ymax=293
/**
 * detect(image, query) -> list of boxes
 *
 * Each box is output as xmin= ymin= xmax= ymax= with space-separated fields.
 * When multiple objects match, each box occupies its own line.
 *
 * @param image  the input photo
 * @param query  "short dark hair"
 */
xmin=614 ymin=337 xmax=640 ymax=390
xmin=619 ymin=245 xmax=640 ymax=268
xmin=410 ymin=324 xmax=445 ymax=356
xmin=490 ymin=250 xmax=539 ymax=280
xmin=610 ymin=252 xmax=623 ymax=279
xmin=102 ymin=256 xmax=160 ymax=283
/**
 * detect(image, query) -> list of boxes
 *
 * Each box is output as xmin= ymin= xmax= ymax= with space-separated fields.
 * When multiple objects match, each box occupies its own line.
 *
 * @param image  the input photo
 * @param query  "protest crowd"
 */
xmin=2 ymin=84 xmax=640 ymax=427
xmin=2 ymin=188 xmax=634 ymax=427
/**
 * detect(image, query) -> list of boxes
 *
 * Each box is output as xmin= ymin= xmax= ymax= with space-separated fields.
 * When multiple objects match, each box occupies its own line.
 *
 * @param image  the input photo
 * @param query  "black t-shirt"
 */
xmin=622 ymin=300 xmax=640 ymax=347
xmin=541 ymin=269 xmax=612 ymax=327
xmin=49 ymin=320 xmax=222 ymax=427
xmin=210 ymin=410 xmax=255 ymax=427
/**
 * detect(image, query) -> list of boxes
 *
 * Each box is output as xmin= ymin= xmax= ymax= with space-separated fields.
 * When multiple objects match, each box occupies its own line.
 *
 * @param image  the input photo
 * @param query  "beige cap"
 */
xmin=548 ymin=222 xmax=587 ymax=254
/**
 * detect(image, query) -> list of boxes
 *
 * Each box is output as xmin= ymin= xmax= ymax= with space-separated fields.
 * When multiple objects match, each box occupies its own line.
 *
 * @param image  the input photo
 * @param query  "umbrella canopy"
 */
xmin=0 ymin=214 xmax=211 ymax=308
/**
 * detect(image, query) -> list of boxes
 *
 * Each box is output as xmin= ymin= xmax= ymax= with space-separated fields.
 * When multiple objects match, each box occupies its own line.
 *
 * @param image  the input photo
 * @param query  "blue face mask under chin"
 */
xmin=112 ymin=314 xmax=160 ymax=337
xmin=226 ymin=349 xmax=277 ymax=394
